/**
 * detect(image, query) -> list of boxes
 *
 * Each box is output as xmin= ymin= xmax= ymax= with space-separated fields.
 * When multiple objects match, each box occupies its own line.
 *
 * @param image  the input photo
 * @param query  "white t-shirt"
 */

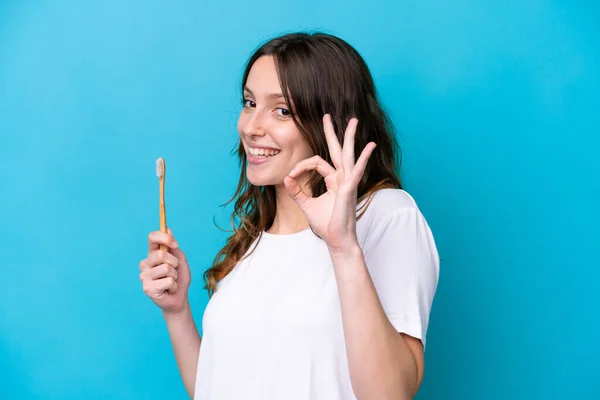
xmin=194 ymin=188 xmax=440 ymax=400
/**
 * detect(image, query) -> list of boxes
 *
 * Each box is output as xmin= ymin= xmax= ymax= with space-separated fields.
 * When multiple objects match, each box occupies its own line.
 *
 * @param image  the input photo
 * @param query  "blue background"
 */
xmin=1 ymin=1 xmax=598 ymax=399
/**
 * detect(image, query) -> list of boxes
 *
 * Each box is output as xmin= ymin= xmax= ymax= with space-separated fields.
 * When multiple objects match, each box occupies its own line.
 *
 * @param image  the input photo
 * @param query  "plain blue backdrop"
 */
xmin=1 ymin=1 xmax=598 ymax=399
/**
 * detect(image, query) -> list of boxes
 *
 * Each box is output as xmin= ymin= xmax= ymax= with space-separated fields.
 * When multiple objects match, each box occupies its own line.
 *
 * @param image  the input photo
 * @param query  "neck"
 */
xmin=267 ymin=179 xmax=311 ymax=235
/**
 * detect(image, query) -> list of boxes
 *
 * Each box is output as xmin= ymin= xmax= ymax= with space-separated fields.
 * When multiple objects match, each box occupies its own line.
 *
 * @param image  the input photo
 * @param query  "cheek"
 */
xmin=278 ymin=128 xmax=313 ymax=159
xmin=301 ymin=141 xmax=314 ymax=158
xmin=291 ymin=140 xmax=314 ymax=162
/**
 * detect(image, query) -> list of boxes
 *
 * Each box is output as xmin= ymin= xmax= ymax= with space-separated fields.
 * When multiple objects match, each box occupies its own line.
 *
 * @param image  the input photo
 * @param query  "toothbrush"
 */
xmin=156 ymin=157 xmax=168 ymax=252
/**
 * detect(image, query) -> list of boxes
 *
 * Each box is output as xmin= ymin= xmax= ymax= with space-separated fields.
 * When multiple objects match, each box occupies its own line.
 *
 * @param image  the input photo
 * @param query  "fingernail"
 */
xmin=172 ymin=241 xmax=179 ymax=248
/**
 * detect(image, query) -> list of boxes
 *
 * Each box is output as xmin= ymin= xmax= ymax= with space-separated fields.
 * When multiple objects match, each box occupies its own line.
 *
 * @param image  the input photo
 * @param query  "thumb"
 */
xmin=166 ymin=228 xmax=185 ymax=260
xmin=171 ymin=244 xmax=187 ymax=264
xmin=166 ymin=227 xmax=178 ymax=247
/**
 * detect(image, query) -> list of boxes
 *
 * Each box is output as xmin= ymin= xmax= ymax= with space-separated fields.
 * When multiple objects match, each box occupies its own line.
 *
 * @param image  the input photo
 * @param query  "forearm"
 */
xmin=331 ymin=245 xmax=418 ymax=400
xmin=163 ymin=301 xmax=202 ymax=399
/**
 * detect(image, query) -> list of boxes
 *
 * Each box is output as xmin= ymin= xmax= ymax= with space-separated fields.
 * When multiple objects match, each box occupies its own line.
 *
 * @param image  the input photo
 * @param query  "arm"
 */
xmin=163 ymin=301 xmax=202 ymax=399
xmin=331 ymin=245 xmax=424 ymax=400
xmin=284 ymin=116 xmax=434 ymax=398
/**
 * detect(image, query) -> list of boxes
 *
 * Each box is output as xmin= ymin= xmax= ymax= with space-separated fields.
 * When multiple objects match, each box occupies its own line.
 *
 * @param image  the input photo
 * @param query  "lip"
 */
xmin=245 ymin=144 xmax=281 ymax=165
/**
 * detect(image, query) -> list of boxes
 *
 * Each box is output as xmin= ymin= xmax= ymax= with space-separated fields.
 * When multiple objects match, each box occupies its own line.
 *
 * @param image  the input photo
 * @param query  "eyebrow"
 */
xmin=243 ymin=86 xmax=285 ymax=100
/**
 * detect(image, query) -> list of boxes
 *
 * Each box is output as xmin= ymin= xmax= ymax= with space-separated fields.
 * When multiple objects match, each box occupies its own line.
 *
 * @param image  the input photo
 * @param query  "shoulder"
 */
xmin=359 ymin=188 xmax=420 ymax=221
xmin=356 ymin=188 xmax=429 ymax=245
xmin=357 ymin=188 xmax=439 ymax=266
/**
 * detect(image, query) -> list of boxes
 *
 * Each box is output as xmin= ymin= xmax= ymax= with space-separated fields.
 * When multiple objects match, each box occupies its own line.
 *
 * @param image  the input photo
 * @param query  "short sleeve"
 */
xmin=362 ymin=206 xmax=440 ymax=348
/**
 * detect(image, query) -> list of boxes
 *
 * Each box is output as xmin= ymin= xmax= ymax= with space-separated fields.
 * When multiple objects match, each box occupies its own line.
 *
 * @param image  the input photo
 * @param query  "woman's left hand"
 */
xmin=284 ymin=114 xmax=376 ymax=254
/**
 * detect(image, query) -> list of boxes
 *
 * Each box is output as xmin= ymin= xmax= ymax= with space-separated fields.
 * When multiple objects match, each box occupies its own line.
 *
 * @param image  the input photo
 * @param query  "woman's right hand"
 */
xmin=139 ymin=228 xmax=191 ymax=315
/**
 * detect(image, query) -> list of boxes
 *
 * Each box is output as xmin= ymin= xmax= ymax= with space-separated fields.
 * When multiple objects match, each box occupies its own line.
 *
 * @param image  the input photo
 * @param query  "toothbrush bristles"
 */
xmin=156 ymin=158 xmax=164 ymax=178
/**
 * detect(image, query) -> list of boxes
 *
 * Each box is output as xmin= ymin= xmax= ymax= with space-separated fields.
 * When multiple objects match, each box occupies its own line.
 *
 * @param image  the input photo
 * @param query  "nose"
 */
xmin=241 ymin=108 xmax=267 ymax=139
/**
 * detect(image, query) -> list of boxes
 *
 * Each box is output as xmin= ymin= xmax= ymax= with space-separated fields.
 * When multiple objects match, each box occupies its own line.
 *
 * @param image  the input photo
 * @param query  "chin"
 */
xmin=246 ymin=172 xmax=283 ymax=187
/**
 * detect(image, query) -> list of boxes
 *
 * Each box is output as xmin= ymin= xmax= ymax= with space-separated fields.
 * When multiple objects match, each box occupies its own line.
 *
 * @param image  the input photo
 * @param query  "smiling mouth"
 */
xmin=247 ymin=147 xmax=281 ymax=158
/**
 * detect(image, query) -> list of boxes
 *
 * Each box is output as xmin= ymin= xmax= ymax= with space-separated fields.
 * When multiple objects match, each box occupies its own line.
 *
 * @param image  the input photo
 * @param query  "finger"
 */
xmin=145 ymin=277 xmax=177 ymax=296
xmin=142 ymin=263 xmax=178 ymax=282
xmin=148 ymin=249 xmax=180 ymax=269
xmin=148 ymin=231 xmax=178 ymax=252
xmin=167 ymin=281 xmax=178 ymax=294
xmin=289 ymin=156 xmax=336 ymax=179
xmin=351 ymin=142 xmax=377 ymax=185
xmin=139 ymin=258 xmax=151 ymax=272
xmin=323 ymin=114 xmax=343 ymax=170
xmin=342 ymin=118 xmax=358 ymax=171
xmin=283 ymin=175 xmax=310 ymax=206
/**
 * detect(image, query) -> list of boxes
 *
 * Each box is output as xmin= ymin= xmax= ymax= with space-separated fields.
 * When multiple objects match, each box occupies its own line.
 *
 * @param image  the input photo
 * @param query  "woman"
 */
xmin=139 ymin=32 xmax=440 ymax=399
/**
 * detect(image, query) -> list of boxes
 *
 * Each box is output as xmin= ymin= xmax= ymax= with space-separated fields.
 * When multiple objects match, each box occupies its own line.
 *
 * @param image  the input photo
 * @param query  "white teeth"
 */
xmin=249 ymin=147 xmax=280 ymax=157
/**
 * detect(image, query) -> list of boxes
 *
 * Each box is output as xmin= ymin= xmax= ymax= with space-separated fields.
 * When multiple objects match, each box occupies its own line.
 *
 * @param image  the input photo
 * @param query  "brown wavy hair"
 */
xmin=203 ymin=32 xmax=403 ymax=297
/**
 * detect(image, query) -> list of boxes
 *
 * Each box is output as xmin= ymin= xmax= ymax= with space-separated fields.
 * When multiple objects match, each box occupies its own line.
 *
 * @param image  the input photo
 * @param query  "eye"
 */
xmin=242 ymin=98 xmax=256 ymax=108
xmin=276 ymin=107 xmax=291 ymax=117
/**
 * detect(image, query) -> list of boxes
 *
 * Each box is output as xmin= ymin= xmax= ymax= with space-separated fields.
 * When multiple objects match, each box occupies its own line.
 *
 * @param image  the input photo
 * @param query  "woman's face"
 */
xmin=238 ymin=55 xmax=314 ymax=187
